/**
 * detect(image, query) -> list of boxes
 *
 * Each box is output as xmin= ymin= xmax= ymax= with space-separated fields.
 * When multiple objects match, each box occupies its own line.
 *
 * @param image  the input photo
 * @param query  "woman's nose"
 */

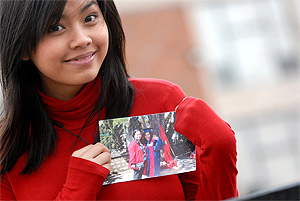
xmin=69 ymin=26 xmax=92 ymax=49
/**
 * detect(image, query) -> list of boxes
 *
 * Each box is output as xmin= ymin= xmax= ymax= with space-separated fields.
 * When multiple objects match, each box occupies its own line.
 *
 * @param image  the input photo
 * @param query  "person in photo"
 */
xmin=128 ymin=129 xmax=147 ymax=180
xmin=144 ymin=129 xmax=165 ymax=177
xmin=0 ymin=0 xmax=238 ymax=200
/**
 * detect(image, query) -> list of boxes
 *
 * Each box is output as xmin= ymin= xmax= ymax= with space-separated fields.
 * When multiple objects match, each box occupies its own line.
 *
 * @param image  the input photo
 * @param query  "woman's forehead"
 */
xmin=62 ymin=0 xmax=99 ymax=17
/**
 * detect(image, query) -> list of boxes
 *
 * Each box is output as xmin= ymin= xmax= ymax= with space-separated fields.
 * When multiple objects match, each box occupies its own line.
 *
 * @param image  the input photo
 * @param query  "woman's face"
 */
xmin=134 ymin=131 xmax=142 ymax=141
xmin=144 ymin=132 xmax=151 ymax=141
xmin=28 ymin=0 xmax=109 ymax=101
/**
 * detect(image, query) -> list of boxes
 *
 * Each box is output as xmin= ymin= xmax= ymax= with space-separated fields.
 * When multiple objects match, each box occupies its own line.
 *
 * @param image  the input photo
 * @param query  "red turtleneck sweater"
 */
xmin=0 ymin=77 xmax=238 ymax=200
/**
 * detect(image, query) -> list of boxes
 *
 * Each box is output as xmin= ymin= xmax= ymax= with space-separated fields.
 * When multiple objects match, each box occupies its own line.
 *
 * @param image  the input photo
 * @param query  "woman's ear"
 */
xmin=22 ymin=55 xmax=30 ymax=61
xmin=22 ymin=51 xmax=30 ymax=61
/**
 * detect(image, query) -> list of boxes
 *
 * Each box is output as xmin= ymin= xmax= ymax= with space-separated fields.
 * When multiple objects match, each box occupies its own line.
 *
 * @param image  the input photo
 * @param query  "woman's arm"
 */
xmin=128 ymin=142 xmax=137 ymax=169
xmin=153 ymin=137 xmax=165 ymax=152
xmin=1 ymin=143 xmax=111 ymax=201
xmin=54 ymin=156 xmax=110 ymax=200
xmin=55 ymin=143 xmax=111 ymax=200
xmin=175 ymin=97 xmax=238 ymax=200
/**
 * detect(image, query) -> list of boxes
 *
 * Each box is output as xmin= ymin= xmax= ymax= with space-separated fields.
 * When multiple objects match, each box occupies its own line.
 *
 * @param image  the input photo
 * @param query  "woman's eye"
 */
xmin=85 ymin=14 xmax=98 ymax=23
xmin=49 ymin=25 xmax=63 ymax=33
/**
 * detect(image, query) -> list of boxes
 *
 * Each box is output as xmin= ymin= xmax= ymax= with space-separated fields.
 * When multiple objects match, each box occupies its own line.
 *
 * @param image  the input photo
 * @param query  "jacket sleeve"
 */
xmin=153 ymin=138 xmax=165 ymax=152
xmin=0 ymin=156 xmax=110 ymax=200
xmin=54 ymin=156 xmax=110 ymax=200
xmin=128 ymin=142 xmax=137 ymax=168
xmin=175 ymin=97 xmax=238 ymax=200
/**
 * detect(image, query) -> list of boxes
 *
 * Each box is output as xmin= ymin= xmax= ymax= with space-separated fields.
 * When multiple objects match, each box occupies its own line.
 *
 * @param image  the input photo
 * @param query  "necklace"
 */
xmin=54 ymin=112 xmax=101 ymax=146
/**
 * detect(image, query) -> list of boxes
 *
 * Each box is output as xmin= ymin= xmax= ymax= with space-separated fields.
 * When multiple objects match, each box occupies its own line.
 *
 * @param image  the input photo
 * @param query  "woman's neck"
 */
xmin=40 ymin=77 xmax=85 ymax=101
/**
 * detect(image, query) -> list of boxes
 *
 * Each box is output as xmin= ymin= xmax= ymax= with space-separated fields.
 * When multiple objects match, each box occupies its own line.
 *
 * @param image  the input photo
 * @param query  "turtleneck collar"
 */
xmin=38 ymin=76 xmax=101 ymax=130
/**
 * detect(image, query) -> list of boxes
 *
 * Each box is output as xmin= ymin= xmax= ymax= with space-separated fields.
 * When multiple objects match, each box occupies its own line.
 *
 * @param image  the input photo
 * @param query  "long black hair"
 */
xmin=0 ymin=0 xmax=134 ymax=175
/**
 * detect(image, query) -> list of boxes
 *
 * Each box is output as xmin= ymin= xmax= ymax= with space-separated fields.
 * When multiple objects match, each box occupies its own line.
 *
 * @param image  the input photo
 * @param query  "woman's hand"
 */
xmin=72 ymin=142 xmax=111 ymax=171
xmin=131 ymin=164 xmax=136 ymax=169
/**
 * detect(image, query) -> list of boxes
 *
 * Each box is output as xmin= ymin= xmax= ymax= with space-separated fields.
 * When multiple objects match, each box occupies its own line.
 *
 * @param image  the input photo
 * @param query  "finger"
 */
xmin=94 ymin=142 xmax=110 ymax=153
xmin=102 ymin=163 xmax=111 ymax=171
xmin=72 ymin=144 xmax=93 ymax=157
xmin=175 ymin=96 xmax=187 ymax=112
xmin=92 ymin=151 xmax=111 ymax=166
xmin=81 ymin=143 xmax=110 ymax=159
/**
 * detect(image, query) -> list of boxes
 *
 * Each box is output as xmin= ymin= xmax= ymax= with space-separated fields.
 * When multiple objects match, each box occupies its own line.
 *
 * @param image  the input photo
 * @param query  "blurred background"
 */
xmin=115 ymin=0 xmax=300 ymax=198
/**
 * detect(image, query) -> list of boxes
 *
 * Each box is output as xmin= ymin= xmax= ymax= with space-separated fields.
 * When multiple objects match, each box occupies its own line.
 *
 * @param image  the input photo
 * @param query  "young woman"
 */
xmin=128 ymin=129 xmax=147 ymax=180
xmin=144 ymin=130 xmax=165 ymax=177
xmin=0 ymin=0 xmax=238 ymax=200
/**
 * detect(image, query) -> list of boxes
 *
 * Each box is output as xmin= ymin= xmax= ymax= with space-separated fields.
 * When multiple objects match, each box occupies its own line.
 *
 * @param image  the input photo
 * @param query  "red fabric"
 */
xmin=159 ymin=125 xmax=173 ymax=163
xmin=145 ymin=138 xmax=155 ymax=177
xmin=128 ymin=140 xmax=146 ymax=169
xmin=175 ymin=97 xmax=239 ymax=200
xmin=55 ymin=157 xmax=110 ymax=200
xmin=0 ymin=77 xmax=238 ymax=200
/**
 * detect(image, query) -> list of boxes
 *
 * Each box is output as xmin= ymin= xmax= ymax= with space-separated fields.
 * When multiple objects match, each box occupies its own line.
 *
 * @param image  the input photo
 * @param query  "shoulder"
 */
xmin=129 ymin=77 xmax=185 ymax=97
xmin=129 ymin=140 xmax=136 ymax=148
xmin=129 ymin=77 xmax=178 ymax=89
xmin=129 ymin=77 xmax=186 ymax=115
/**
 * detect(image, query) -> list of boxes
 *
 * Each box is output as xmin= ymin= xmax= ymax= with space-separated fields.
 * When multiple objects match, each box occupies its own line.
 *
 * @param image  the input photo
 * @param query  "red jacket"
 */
xmin=128 ymin=140 xmax=146 ymax=169
xmin=0 ymin=77 xmax=238 ymax=200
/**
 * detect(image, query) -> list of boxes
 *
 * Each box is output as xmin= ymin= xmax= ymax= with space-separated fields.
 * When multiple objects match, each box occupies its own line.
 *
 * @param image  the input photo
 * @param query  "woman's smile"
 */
xmin=64 ymin=51 xmax=97 ymax=66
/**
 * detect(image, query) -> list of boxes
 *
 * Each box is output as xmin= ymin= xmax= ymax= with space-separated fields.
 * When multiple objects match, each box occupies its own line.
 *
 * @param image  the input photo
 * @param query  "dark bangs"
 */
xmin=26 ymin=0 xmax=67 ymax=53
xmin=0 ymin=0 xmax=67 ymax=175
xmin=0 ymin=0 xmax=67 ymax=74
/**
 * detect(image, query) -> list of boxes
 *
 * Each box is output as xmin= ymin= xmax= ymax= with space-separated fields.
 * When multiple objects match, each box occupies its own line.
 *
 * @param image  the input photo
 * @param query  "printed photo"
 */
xmin=99 ymin=111 xmax=196 ymax=185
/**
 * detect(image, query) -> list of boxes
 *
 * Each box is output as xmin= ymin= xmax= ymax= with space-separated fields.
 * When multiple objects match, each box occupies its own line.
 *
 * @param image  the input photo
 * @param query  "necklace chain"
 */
xmin=55 ymin=122 xmax=89 ymax=145
xmin=54 ymin=112 xmax=101 ymax=146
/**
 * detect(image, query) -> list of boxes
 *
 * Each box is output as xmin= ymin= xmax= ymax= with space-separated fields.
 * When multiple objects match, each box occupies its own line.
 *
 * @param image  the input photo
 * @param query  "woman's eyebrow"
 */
xmin=81 ymin=0 xmax=98 ymax=13
xmin=61 ymin=0 xmax=98 ymax=18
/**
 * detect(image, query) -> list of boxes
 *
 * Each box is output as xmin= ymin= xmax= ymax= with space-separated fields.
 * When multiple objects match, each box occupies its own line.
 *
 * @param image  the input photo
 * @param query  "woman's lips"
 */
xmin=65 ymin=52 xmax=96 ymax=65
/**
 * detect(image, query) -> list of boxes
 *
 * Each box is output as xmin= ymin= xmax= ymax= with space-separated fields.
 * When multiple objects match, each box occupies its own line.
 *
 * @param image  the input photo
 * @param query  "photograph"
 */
xmin=99 ymin=111 xmax=196 ymax=185
xmin=3 ymin=0 xmax=298 ymax=199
